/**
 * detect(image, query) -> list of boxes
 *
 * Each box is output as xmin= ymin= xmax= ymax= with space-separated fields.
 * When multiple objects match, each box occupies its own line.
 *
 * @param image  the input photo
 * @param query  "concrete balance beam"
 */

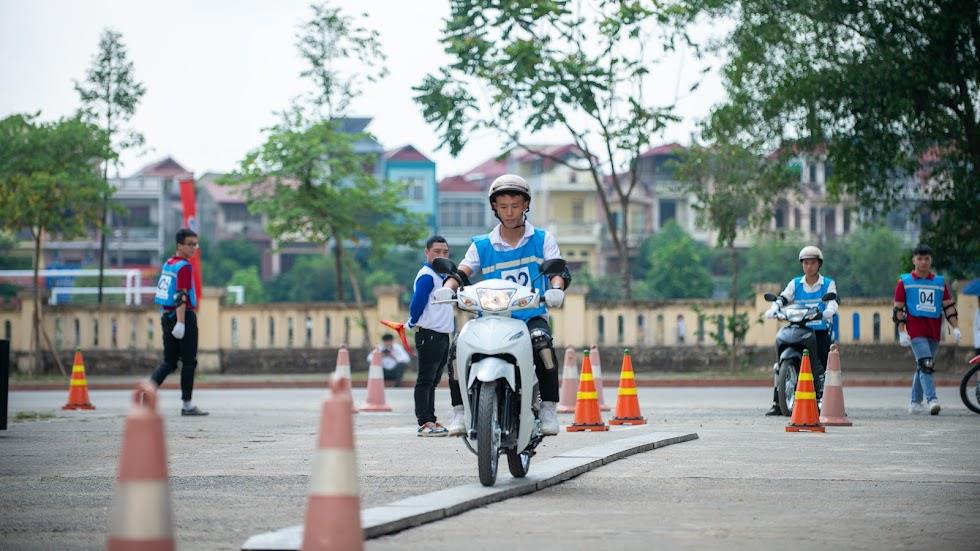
xmin=241 ymin=430 xmax=698 ymax=550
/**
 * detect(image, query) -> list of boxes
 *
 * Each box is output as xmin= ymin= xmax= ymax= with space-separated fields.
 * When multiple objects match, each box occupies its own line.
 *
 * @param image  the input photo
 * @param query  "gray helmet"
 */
xmin=799 ymin=245 xmax=823 ymax=262
xmin=488 ymin=174 xmax=531 ymax=204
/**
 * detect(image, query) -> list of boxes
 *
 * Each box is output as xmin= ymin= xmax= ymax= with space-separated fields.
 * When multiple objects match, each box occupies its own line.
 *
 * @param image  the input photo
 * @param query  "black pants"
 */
xmin=447 ymin=316 xmax=560 ymax=405
xmin=383 ymin=362 xmax=407 ymax=387
xmin=414 ymin=328 xmax=450 ymax=426
xmin=151 ymin=311 xmax=198 ymax=402
xmin=772 ymin=329 xmax=831 ymax=402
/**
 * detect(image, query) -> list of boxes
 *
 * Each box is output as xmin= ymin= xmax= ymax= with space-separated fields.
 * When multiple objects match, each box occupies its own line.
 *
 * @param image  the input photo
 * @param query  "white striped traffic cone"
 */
xmin=107 ymin=381 xmax=175 ymax=550
xmin=360 ymin=349 xmax=392 ymax=412
xmin=557 ymin=346 xmax=578 ymax=413
xmin=333 ymin=345 xmax=358 ymax=414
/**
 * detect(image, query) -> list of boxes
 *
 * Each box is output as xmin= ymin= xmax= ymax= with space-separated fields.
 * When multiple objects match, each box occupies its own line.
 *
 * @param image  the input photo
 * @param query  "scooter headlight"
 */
xmin=786 ymin=309 xmax=805 ymax=323
xmin=477 ymin=288 xmax=515 ymax=311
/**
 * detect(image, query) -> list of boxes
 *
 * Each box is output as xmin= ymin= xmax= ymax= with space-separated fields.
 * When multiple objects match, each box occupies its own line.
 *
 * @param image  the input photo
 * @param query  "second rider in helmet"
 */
xmin=763 ymin=246 xmax=840 ymax=416
xmin=438 ymin=174 xmax=571 ymax=436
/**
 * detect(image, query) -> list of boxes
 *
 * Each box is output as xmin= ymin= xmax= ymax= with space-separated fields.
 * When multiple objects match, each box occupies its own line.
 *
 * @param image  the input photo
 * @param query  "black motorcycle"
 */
xmin=764 ymin=292 xmax=837 ymax=416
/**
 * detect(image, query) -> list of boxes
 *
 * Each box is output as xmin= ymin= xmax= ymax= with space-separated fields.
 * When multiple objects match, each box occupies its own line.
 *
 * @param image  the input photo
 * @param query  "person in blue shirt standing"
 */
xmin=763 ymin=245 xmax=839 ymax=416
xmin=408 ymin=236 xmax=456 ymax=436
xmin=437 ymin=174 xmax=571 ymax=436
xmin=150 ymin=228 xmax=208 ymax=416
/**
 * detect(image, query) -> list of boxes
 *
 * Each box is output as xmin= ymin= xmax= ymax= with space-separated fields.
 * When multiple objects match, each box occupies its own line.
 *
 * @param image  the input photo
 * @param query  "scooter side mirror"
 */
xmin=821 ymin=292 xmax=837 ymax=302
xmin=764 ymin=293 xmax=778 ymax=302
xmin=540 ymin=258 xmax=567 ymax=276
xmin=432 ymin=258 xmax=457 ymax=275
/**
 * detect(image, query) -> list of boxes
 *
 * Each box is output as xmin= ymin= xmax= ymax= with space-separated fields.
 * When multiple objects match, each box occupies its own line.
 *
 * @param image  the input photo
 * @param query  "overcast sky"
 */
xmin=1 ymin=0 xmax=728 ymax=180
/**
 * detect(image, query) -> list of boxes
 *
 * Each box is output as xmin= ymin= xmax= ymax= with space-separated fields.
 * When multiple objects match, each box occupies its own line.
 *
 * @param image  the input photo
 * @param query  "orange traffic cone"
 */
xmin=819 ymin=344 xmax=852 ymax=426
xmin=590 ymin=345 xmax=611 ymax=412
xmin=566 ymin=348 xmax=609 ymax=432
xmin=107 ymin=382 xmax=175 ymax=551
xmin=786 ymin=350 xmax=825 ymax=433
xmin=333 ymin=346 xmax=358 ymax=414
xmin=63 ymin=349 xmax=95 ymax=410
xmin=610 ymin=348 xmax=647 ymax=425
xmin=302 ymin=377 xmax=363 ymax=551
xmin=557 ymin=346 xmax=578 ymax=414
xmin=360 ymin=349 xmax=392 ymax=412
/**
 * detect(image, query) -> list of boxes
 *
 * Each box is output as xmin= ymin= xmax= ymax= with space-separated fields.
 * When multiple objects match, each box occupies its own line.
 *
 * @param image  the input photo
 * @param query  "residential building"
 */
xmin=383 ymin=145 xmax=438 ymax=234
xmin=437 ymin=155 xmax=509 ymax=251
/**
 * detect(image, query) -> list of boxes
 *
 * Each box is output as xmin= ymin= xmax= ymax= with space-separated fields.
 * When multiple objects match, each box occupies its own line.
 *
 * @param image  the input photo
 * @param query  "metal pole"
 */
xmin=1 ymin=339 xmax=9 ymax=430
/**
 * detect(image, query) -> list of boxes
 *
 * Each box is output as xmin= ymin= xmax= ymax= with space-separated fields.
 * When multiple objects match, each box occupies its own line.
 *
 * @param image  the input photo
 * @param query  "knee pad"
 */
xmin=917 ymin=357 xmax=935 ymax=374
xmin=530 ymin=328 xmax=558 ymax=371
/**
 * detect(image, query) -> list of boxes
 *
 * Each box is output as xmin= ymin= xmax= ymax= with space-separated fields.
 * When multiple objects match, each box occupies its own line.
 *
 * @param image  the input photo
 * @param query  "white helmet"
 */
xmin=488 ymin=174 xmax=531 ymax=204
xmin=799 ymin=245 xmax=823 ymax=262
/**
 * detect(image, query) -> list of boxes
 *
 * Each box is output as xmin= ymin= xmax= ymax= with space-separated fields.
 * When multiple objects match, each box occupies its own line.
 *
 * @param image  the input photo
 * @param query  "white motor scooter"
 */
xmin=432 ymin=257 xmax=567 ymax=486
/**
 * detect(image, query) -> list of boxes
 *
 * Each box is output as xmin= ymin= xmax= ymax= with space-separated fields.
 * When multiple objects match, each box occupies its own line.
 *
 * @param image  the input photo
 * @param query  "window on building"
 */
xmin=774 ymin=208 xmax=785 ymax=229
xmin=659 ymin=200 xmax=677 ymax=226
xmin=873 ymin=313 xmax=881 ymax=343
xmin=572 ymin=201 xmax=584 ymax=222
xmin=794 ymin=208 xmax=801 ymax=230
xmin=403 ymin=177 xmax=425 ymax=202
xmin=224 ymin=203 xmax=250 ymax=223
xmin=597 ymin=315 xmax=605 ymax=344
xmin=810 ymin=207 xmax=817 ymax=233
xmin=440 ymin=199 xmax=484 ymax=228
xmin=809 ymin=163 xmax=817 ymax=184
xmin=843 ymin=208 xmax=852 ymax=234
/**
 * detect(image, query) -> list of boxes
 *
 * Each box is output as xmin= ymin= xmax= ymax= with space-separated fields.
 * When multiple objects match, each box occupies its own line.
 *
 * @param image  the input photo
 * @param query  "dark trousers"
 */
xmin=772 ymin=329 xmax=831 ymax=402
xmin=383 ymin=362 xmax=407 ymax=387
xmin=151 ymin=311 xmax=198 ymax=402
xmin=414 ymin=328 xmax=450 ymax=426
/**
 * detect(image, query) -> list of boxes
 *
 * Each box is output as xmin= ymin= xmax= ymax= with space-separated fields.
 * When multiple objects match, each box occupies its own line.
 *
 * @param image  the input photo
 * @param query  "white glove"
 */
xmin=763 ymin=307 xmax=778 ymax=320
xmin=433 ymin=288 xmax=455 ymax=302
xmin=952 ymin=327 xmax=961 ymax=342
xmin=899 ymin=331 xmax=911 ymax=347
xmin=171 ymin=322 xmax=186 ymax=339
xmin=544 ymin=288 xmax=565 ymax=308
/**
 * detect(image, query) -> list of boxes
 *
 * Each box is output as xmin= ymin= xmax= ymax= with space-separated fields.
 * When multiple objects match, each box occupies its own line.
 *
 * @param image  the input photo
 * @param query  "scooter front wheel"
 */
xmin=776 ymin=359 xmax=798 ymax=416
xmin=477 ymin=381 xmax=501 ymax=486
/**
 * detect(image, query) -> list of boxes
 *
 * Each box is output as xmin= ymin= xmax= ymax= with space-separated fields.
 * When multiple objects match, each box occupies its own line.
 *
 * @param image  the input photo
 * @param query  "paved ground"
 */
xmin=1 ymin=384 xmax=978 ymax=550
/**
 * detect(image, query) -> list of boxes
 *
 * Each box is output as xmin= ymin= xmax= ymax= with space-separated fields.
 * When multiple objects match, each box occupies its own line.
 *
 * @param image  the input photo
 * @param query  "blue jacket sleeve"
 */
xmin=408 ymin=274 xmax=435 ymax=327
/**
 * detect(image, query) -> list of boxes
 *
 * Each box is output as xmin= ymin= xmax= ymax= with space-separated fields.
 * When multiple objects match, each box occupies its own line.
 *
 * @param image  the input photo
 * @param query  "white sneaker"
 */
xmin=908 ymin=402 xmax=926 ymax=414
xmin=539 ymin=401 xmax=559 ymax=435
xmin=447 ymin=405 xmax=465 ymax=436
xmin=928 ymin=399 xmax=941 ymax=415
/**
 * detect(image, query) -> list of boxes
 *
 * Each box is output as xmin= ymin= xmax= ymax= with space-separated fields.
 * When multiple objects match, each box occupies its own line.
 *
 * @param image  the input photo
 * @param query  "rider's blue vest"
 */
xmin=793 ymin=275 xmax=833 ymax=331
xmin=154 ymin=259 xmax=197 ymax=311
xmin=901 ymin=273 xmax=944 ymax=319
xmin=474 ymin=229 xmax=549 ymax=321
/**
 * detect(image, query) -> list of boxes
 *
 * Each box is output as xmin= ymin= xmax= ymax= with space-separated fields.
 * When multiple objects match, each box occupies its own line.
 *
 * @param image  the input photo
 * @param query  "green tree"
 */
xmin=676 ymin=142 xmax=796 ymax=369
xmin=825 ymin=225 xmax=907 ymax=298
xmin=228 ymin=266 xmax=266 ymax=304
xmin=741 ymin=233 xmax=807 ymax=297
xmin=679 ymin=0 xmax=980 ymax=276
xmin=75 ymin=28 xmax=146 ymax=303
xmin=0 ymin=114 xmax=112 ymax=373
xmin=202 ymin=239 xmax=263 ymax=287
xmin=415 ymin=1 xmax=683 ymax=299
xmin=223 ymin=2 xmax=423 ymax=344
xmin=641 ymin=221 xmax=713 ymax=298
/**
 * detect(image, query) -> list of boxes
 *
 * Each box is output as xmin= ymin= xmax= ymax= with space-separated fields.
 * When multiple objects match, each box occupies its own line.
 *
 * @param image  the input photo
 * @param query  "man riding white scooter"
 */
xmin=763 ymin=246 xmax=839 ymax=415
xmin=437 ymin=174 xmax=571 ymax=436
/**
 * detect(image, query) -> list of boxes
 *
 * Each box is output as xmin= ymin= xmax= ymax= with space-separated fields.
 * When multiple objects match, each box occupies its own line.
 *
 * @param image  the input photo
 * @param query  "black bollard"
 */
xmin=0 ymin=339 xmax=8 ymax=430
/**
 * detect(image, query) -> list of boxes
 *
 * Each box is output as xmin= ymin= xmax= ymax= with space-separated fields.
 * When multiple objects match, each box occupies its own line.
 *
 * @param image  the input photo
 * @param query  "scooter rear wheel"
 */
xmin=477 ymin=381 xmax=501 ymax=486
xmin=777 ymin=359 xmax=798 ymax=416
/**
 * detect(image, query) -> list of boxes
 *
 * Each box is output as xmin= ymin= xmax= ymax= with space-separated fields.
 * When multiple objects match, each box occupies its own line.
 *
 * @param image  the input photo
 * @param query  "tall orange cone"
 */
xmin=333 ymin=346 xmax=358 ymax=414
xmin=557 ymin=346 xmax=578 ymax=414
xmin=610 ymin=348 xmax=647 ymax=425
xmin=819 ymin=344 xmax=852 ymax=426
xmin=63 ymin=349 xmax=95 ymax=410
xmin=360 ymin=349 xmax=392 ymax=412
xmin=786 ymin=350 xmax=825 ymax=433
xmin=107 ymin=382 xmax=175 ymax=551
xmin=302 ymin=377 xmax=363 ymax=551
xmin=590 ymin=345 xmax=611 ymax=412
xmin=566 ymin=348 xmax=609 ymax=432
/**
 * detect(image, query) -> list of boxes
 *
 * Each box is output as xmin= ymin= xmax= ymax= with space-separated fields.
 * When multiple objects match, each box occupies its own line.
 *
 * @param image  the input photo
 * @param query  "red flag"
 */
xmin=179 ymin=179 xmax=203 ymax=300
xmin=380 ymin=320 xmax=414 ymax=356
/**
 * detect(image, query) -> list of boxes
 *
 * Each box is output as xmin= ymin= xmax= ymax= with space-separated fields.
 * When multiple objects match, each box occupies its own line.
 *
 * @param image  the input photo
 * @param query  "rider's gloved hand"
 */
xmin=952 ymin=327 xmax=961 ymax=342
xmin=171 ymin=322 xmax=185 ymax=339
xmin=433 ymin=288 xmax=455 ymax=302
xmin=544 ymin=288 xmax=565 ymax=308
xmin=899 ymin=331 xmax=911 ymax=347
xmin=763 ymin=307 xmax=778 ymax=319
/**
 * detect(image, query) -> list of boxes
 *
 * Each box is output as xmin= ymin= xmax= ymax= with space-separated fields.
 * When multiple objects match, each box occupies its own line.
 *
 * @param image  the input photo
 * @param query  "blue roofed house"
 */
xmin=383 ymin=145 xmax=438 ymax=235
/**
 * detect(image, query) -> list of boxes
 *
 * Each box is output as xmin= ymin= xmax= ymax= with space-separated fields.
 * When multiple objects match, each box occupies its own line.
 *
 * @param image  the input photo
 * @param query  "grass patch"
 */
xmin=13 ymin=411 xmax=57 ymax=423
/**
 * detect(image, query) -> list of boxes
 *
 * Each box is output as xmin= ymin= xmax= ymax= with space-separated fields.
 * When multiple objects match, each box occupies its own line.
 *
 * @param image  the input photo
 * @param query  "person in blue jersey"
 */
xmin=894 ymin=243 xmax=960 ymax=414
xmin=437 ymin=174 xmax=571 ymax=436
xmin=150 ymin=228 xmax=208 ymax=416
xmin=407 ymin=235 xmax=455 ymax=436
xmin=763 ymin=245 xmax=839 ymax=416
